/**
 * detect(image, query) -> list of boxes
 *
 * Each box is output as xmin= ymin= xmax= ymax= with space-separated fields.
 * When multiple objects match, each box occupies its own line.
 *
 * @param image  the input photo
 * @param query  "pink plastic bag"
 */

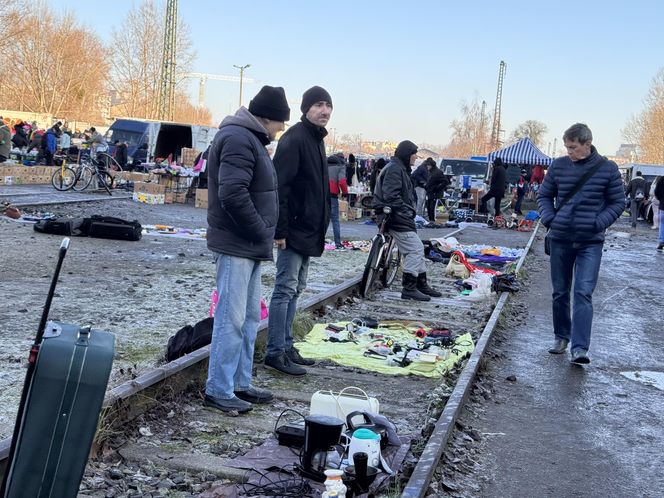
xmin=209 ymin=290 xmax=268 ymax=320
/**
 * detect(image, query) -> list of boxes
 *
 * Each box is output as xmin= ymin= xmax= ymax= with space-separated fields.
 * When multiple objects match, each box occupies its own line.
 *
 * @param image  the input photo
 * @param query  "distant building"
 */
xmin=615 ymin=144 xmax=640 ymax=162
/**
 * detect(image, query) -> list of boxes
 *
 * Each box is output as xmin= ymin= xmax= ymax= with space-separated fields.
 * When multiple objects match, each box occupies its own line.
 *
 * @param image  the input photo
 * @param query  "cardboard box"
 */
xmin=134 ymin=181 xmax=166 ymax=195
xmin=132 ymin=192 xmax=165 ymax=205
xmin=164 ymin=192 xmax=174 ymax=204
xmin=180 ymin=147 xmax=198 ymax=167
xmin=174 ymin=192 xmax=187 ymax=204
xmin=195 ymin=189 xmax=208 ymax=209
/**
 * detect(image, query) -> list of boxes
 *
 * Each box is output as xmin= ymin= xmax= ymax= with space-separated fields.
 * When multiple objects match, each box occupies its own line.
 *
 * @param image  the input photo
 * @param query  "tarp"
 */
xmin=487 ymin=137 xmax=552 ymax=166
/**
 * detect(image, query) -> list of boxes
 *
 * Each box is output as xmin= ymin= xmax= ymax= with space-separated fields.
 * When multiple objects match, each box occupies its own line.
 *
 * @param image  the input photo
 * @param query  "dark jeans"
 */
xmin=515 ymin=190 xmax=525 ymax=214
xmin=549 ymin=239 xmax=604 ymax=353
xmin=329 ymin=196 xmax=341 ymax=246
xmin=426 ymin=195 xmax=438 ymax=221
xmin=480 ymin=191 xmax=503 ymax=216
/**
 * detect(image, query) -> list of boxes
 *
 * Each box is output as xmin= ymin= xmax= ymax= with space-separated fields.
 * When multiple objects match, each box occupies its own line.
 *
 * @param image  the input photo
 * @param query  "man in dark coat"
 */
xmin=411 ymin=157 xmax=433 ymax=217
xmin=265 ymin=85 xmax=332 ymax=376
xmin=373 ymin=140 xmax=441 ymax=301
xmin=425 ymin=164 xmax=450 ymax=221
xmin=480 ymin=157 xmax=507 ymax=216
xmin=625 ymin=170 xmax=648 ymax=228
xmin=538 ymin=123 xmax=624 ymax=365
xmin=205 ymin=85 xmax=290 ymax=413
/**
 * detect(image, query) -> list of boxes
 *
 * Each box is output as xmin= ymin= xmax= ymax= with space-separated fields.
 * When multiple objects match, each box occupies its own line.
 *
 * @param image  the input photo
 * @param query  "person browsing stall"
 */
xmin=204 ymin=85 xmax=290 ymax=413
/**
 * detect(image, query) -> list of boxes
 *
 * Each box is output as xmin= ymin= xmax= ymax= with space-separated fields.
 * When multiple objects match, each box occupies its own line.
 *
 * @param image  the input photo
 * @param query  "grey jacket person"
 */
xmin=206 ymin=107 xmax=278 ymax=261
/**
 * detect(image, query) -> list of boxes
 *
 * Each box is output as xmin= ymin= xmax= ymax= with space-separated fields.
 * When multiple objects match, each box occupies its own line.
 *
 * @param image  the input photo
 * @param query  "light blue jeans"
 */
xmin=205 ymin=253 xmax=261 ymax=400
xmin=549 ymin=239 xmax=603 ymax=353
xmin=329 ymin=196 xmax=341 ymax=246
xmin=267 ymin=247 xmax=309 ymax=357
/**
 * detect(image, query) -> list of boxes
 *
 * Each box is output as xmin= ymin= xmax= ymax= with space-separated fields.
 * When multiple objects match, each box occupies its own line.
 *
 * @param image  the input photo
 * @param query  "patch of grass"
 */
xmin=115 ymin=342 xmax=165 ymax=364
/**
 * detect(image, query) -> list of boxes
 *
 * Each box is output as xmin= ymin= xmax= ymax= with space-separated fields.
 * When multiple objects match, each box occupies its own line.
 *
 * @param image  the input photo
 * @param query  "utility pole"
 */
xmin=480 ymin=99 xmax=487 ymax=154
xmin=233 ymin=64 xmax=251 ymax=107
xmin=158 ymin=0 xmax=177 ymax=121
xmin=490 ymin=60 xmax=507 ymax=150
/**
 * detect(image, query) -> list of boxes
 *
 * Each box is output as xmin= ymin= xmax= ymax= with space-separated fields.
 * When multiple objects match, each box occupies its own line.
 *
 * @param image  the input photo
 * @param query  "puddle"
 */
xmin=620 ymin=370 xmax=664 ymax=391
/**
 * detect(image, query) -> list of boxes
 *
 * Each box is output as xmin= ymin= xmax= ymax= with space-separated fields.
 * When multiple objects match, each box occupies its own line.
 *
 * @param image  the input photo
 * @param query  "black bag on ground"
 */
xmin=33 ymin=217 xmax=89 ymax=236
xmin=87 ymin=215 xmax=142 ymax=241
xmin=166 ymin=317 xmax=214 ymax=362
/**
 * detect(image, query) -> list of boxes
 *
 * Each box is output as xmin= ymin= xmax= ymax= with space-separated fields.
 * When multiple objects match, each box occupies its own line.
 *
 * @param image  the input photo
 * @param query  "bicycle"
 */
xmin=360 ymin=206 xmax=402 ymax=298
xmin=50 ymin=156 xmax=77 ymax=191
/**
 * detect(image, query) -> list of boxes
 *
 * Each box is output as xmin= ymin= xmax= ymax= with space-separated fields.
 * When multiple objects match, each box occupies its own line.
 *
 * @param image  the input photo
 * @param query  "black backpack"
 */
xmin=166 ymin=318 xmax=214 ymax=362
xmin=33 ymin=218 xmax=90 ymax=236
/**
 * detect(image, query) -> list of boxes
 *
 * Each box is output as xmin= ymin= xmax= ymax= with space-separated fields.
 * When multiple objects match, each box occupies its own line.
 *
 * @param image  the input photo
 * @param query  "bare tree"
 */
xmin=0 ymin=2 xmax=109 ymax=121
xmin=443 ymin=96 xmax=491 ymax=158
xmin=622 ymin=68 xmax=664 ymax=163
xmin=108 ymin=0 xmax=197 ymax=121
xmin=508 ymin=120 xmax=548 ymax=148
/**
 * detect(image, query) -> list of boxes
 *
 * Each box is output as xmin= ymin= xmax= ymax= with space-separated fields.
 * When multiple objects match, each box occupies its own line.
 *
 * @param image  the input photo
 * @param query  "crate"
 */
xmin=180 ymin=147 xmax=199 ymax=167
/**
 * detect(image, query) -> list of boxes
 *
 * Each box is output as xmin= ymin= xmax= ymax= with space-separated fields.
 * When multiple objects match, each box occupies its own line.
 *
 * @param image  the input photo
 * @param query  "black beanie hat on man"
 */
xmin=248 ymin=85 xmax=290 ymax=122
xmin=300 ymin=86 xmax=332 ymax=114
xmin=395 ymin=140 xmax=418 ymax=165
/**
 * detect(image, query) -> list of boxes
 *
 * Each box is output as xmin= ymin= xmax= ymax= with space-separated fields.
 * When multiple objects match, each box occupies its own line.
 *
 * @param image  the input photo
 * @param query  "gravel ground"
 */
xmin=0 ymin=197 xmax=370 ymax=439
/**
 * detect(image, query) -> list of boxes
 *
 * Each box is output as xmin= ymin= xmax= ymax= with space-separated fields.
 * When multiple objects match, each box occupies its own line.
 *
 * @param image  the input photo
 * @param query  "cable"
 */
xmin=240 ymin=466 xmax=314 ymax=497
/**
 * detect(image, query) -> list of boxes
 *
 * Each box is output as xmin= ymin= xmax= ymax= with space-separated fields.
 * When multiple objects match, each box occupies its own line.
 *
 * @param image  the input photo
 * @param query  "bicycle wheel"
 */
xmin=72 ymin=166 xmax=94 ymax=191
xmin=380 ymin=241 xmax=402 ymax=287
xmin=97 ymin=171 xmax=114 ymax=195
xmin=51 ymin=167 xmax=76 ymax=191
xmin=360 ymin=236 xmax=384 ymax=298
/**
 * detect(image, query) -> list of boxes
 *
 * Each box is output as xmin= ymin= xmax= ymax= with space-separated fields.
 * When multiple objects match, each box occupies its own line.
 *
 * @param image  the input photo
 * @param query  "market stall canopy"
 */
xmin=487 ymin=137 xmax=552 ymax=166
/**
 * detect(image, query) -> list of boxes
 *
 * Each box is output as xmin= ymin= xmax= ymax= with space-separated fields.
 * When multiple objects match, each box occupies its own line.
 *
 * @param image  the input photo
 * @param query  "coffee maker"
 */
xmin=298 ymin=414 xmax=344 ymax=482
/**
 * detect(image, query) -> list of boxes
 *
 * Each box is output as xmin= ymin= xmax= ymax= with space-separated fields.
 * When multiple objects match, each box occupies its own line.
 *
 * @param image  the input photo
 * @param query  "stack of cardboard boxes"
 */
xmin=195 ymin=188 xmax=208 ymax=209
xmin=0 ymin=166 xmax=59 ymax=185
xmin=180 ymin=147 xmax=199 ymax=167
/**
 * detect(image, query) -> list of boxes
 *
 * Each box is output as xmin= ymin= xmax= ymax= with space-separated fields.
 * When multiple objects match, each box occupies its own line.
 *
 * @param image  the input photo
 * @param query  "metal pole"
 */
xmin=233 ymin=64 xmax=251 ymax=107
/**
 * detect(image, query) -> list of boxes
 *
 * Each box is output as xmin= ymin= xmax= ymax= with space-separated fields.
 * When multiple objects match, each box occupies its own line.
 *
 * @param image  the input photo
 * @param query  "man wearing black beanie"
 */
xmin=265 ymin=85 xmax=333 ymax=376
xmin=373 ymin=140 xmax=442 ymax=301
xmin=204 ymin=85 xmax=290 ymax=413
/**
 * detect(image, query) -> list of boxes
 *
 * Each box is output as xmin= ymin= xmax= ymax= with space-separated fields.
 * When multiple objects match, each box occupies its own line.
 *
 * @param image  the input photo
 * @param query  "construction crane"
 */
xmin=185 ymin=73 xmax=257 ymax=108
xmin=158 ymin=0 xmax=177 ymax=121
xmin=490 ymin=60 xmax=507 ymax=150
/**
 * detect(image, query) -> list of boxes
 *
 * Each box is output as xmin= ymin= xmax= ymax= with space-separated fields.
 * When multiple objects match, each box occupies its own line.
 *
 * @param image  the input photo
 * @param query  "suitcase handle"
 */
xmin=35 ymin=238 xmax=70 ymax=344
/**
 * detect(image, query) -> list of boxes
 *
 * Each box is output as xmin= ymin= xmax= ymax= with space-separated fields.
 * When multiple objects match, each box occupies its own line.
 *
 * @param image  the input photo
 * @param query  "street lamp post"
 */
xmin=233 ymin=64 xmax=251 ymax=107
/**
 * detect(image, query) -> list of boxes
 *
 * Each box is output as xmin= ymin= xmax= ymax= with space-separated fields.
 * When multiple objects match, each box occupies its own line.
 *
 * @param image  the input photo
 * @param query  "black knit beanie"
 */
xmin=248 ymin=85 xmax=290 ymax=122
xmin=300 ymin=86 xmax=332 ymax=114
xmin=395 ymin=140 xmax=418 ymax=165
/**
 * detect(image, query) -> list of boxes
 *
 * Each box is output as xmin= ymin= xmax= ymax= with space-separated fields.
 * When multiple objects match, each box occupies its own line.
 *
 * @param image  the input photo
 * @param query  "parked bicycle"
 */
xmin=360 ymin=206 xmax=402 ymax=298
xmin=50 ymin=151 xmax=124 ymax=195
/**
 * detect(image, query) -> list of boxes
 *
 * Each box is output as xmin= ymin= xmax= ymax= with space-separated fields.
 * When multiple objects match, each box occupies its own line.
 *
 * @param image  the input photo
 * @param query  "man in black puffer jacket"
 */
xmin=265 ymin=86 xmax=333 ymax=376
xmin=373 ymin=140 xmax=441 ymax=301
xmin=538 ymin=123 xmax=624 ymax=365
xmin=205 ymin=85 xmax=290 ymax=414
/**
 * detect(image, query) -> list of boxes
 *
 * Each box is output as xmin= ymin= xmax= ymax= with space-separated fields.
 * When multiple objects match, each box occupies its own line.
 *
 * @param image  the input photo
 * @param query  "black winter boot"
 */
xmin=417 ymin=273 xmax=442 ymax=297
xmin=401 ymin=273 xmax=431 ymax=301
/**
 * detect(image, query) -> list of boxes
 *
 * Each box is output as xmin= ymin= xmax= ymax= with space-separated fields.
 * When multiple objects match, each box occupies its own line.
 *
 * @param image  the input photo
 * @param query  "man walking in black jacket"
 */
xmin=373 ymin=140 xmax=441 ymax=301
xmin=205 ymin=85 xmax=290 ymax=413
xmin=265 ymin=86 xmax=333 ymax=376
xmin=480 ymin=157 xmax=507 ymax=216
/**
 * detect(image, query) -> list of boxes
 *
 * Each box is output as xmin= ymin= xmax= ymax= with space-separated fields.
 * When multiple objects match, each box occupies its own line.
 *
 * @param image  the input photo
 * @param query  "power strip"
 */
xmin=275 ymin=421 xmax=305 ymax=448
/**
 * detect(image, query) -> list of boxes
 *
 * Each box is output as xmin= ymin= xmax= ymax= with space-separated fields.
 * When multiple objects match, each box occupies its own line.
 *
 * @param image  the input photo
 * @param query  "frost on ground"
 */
xmin=0 ymin=199 xmax=370 ymax=438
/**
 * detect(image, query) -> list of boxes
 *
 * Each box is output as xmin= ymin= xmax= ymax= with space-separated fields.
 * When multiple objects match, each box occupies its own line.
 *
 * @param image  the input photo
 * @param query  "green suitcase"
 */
xmin=1 ymin=239 xmax=115 ymax=498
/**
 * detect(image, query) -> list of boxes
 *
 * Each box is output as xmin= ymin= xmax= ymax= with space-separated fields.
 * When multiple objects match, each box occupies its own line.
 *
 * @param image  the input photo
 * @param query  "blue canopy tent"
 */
xmin=487 ymin=137 xmax=553 ymax=166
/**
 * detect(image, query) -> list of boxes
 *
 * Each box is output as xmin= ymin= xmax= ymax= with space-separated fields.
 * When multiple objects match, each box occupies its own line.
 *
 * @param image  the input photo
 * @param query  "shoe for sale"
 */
xmin=265 ymin=354 xmax=307 ymax=376
xmin=286 ymin=347 xmax=315 ymax=366
xmin=204 ymin=394 xmax=252 ymax=413
xmin=234 ymin=386 xmax=273 ymax=404
xmin=548 ymin=338 xmax=569 ymax=354
xmin=570 ymin=349 xmax=590 ymax=365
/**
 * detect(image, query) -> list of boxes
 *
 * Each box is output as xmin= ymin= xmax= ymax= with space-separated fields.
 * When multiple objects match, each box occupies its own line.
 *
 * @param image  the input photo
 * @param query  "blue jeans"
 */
xmin=206 ymin=253 xmax=261 ymax=400
xmin=549 ymin=239 xmax=604 ymax=353
xmin=329 ymin=196 xmax=341 ymax=246
xmin=267 ymin=247 xmax=309 ymax=357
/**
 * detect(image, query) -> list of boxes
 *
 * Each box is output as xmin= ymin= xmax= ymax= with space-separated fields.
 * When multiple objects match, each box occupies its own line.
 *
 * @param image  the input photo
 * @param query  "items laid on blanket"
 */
xmin=295 ymin=320 xmax=474 ymax=378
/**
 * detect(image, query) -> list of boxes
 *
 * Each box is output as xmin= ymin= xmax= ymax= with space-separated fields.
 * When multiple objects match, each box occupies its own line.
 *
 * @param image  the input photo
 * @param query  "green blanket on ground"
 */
xmin=295 ymin=322 xmax=474 ymax=378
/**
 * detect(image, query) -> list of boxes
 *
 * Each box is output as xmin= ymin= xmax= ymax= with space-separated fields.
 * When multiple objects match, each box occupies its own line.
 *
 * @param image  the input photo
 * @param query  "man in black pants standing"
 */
xmin=480 ymin=157 xmax=507 ymax=216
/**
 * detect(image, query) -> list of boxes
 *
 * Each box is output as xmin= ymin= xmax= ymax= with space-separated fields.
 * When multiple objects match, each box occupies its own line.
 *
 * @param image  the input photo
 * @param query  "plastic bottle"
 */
xmin=322 ymin=469 xmax=346 ymax=498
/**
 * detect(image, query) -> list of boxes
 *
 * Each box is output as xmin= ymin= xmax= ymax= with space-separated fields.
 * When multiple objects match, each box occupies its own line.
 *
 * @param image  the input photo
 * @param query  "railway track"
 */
xmin=0 ymin=224 xmax=539 ymax=497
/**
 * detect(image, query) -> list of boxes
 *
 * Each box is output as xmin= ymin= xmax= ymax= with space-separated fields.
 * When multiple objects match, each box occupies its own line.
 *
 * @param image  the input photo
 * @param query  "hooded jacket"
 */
xmin=206 ymin=107 xmax=278 ymax=261
xmin=327 ymin=154 xmax=348 ymax=197
xmin=537 ymin=146 xmax=624 ymax=243
xmin=488 ymin=162 xmax=506 ymax=195
xmin=625 ymin=174 xmax=648 ymax=200
xmin=373 ymin=141 xmax=419 ymax=232
xmin=273 ymin=116 xmax=330 ymax=257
